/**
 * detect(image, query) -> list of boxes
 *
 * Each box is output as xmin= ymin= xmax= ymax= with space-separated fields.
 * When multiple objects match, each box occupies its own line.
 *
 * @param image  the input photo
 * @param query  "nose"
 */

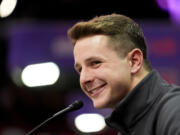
xmin=80 ymin=67 xmax=94 ymax=85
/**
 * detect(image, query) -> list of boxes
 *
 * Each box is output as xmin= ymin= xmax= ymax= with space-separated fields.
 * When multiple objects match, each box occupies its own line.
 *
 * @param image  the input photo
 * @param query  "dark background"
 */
xmin=7 ymin=0 xmax=169 ymax=20
xmin=0 ymin=0 xmax=174 ymax=135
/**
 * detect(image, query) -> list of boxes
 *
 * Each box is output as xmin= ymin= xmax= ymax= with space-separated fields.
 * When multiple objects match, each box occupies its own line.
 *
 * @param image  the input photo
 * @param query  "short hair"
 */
xmin=68 ymin=13 xmax=152 ymax=71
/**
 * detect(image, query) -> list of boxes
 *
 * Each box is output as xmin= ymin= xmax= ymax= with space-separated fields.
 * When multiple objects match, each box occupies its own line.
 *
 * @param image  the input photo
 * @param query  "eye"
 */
xmin=91 ymin=60 xmax=101 ymax=67
xmin=74 ymin=66 xmax=82 ymax=74
xmin=76 ymin=67 xmax=82 ymax=74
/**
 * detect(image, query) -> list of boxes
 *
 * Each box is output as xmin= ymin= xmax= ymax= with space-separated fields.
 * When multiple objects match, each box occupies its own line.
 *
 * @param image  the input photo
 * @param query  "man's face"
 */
xmin=73 ymin=35 xmax=132 ymax=109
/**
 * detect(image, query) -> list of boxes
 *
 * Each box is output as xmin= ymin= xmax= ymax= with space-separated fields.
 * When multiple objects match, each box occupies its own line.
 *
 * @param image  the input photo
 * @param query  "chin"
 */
xmin=93 ymin=100 xmax=111 ymax=109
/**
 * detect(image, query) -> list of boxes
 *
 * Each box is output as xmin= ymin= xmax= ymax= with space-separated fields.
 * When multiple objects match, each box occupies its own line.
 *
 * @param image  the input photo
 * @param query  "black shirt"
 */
xmin=106 ymin=70 xmax=180 ymax=135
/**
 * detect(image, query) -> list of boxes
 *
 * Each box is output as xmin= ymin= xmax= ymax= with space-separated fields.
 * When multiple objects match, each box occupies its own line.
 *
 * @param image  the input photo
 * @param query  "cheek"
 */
xmin=101 ymin=64 xmax=130 ymax=82
xmin=80 ymin=83 xmax=86 ymax=93
xmin=107 ymin=65 xmax=131 ymax=90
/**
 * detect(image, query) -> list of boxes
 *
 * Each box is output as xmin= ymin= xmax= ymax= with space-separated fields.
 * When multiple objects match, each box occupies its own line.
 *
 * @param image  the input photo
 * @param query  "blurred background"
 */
xmin=0 ymin=0 xmax=180 ymax=135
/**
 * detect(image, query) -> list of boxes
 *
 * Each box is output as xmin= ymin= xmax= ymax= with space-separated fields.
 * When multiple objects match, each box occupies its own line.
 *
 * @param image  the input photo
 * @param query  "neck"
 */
xmin=129 ymin=68 xmax=150 ymax=92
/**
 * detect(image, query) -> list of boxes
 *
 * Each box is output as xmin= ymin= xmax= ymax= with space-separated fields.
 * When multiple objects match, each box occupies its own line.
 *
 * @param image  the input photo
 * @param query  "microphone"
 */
xmin=26 ymin=100 xmax=83 ymax=135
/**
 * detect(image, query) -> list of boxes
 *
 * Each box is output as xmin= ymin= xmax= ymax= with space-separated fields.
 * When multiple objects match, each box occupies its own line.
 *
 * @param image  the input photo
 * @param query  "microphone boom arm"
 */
xmin=26 ymin=100 xmax=83 ymax=135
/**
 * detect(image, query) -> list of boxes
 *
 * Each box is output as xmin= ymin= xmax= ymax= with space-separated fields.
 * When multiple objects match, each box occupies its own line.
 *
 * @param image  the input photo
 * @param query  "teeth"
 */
xmin=88 ymin=83 xmax=106 ymax=94
xmin=90 ymin=88 xmax=98 ymax=94
xmin=88 ymin=86 xmax=101 ymax=93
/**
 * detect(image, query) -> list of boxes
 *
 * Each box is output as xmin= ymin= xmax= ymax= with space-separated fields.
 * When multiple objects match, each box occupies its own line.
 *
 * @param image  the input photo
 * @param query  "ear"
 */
xmin=127 ymin=48 xmax=143 ymax=74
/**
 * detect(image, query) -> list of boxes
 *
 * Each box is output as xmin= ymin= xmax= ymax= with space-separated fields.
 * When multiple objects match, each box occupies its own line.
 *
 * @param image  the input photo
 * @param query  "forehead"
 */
xmin=74 ymin=35 xmax=110 ymax=57
xmin=74 ymin=35 xmax=113 ymax=51
xmin=73 ymin=35 xmax=123 ymax=65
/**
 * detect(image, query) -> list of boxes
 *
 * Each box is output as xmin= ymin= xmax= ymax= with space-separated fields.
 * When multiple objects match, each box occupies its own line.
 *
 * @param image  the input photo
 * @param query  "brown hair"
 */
xmin=68 ymin=14 xmax=152 ymax=71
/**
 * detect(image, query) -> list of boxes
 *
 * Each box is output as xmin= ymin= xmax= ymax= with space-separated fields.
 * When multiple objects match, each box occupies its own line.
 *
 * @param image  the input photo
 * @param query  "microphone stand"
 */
xmin=26 ymin=100 xmax=83 ymax=135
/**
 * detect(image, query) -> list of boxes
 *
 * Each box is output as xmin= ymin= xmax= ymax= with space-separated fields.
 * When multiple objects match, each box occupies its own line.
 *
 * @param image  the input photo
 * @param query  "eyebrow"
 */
xmin=74 ymin=56 xmax=102 ymax=69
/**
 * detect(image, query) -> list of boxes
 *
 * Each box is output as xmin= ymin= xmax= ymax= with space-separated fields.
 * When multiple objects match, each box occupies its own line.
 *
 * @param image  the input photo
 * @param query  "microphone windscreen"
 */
xmin=69 ymin=100 xmax=83 ymax=110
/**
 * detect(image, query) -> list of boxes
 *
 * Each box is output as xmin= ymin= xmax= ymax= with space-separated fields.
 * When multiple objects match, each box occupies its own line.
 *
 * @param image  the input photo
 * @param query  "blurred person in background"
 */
xmin=67 ymin=14 xmax=180 ymax=135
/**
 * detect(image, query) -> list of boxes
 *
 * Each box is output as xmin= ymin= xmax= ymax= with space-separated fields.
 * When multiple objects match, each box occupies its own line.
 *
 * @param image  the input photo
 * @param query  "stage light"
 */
xmin=156 ymin=0 xmax=180 ymax=23
xmin=21 ymin=62 xmax=60 ymax=87
xmin=74 ymin=113 xmax=106 ymax=133
xmin=167 ymin=0 xmax=180 ymax=23
xmin=156 ymin=0 xmax=168 ymax=11
xmin=0 ymin=0 xmax=17 ymax=18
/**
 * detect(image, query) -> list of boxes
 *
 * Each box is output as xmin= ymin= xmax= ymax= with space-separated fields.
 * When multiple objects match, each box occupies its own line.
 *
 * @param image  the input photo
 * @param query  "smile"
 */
xmin=88 ymin=83 xmax=107 ymax=97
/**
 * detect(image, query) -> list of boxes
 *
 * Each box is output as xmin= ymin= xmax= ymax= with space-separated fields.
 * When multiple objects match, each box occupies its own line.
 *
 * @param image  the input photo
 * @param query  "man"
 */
xmin=67 ymin=14 xmax=180 ymax=135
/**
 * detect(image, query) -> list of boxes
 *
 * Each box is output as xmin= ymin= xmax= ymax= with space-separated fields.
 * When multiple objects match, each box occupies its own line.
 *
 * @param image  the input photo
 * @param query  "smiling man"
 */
xmin=67 ymin=14 xmax=180 ymax=135
xmin=73 ymin=34 xmax=148 ymax=109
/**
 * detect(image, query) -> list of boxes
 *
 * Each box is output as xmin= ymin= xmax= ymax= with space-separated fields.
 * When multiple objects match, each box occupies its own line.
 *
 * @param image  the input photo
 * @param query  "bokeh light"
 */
xmin=21 ymin=62 xmax=60 ymax=87
xmin=0 ymin=0 xmax=17 ymax=18
xmin=75 ymin=113 xmax=106 ymax=133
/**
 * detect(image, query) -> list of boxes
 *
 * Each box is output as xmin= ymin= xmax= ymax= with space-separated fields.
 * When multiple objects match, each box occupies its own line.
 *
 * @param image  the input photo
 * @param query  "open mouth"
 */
xmin=88 ymin=83 xmax=107 ymax=97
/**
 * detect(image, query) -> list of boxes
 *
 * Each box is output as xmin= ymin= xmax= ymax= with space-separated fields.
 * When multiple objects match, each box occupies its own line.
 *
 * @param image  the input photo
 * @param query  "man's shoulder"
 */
xmin=155 ymin=85 xmax=180 ymax=134
xmin=157 ymin=84 xmax=180 ymax=111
